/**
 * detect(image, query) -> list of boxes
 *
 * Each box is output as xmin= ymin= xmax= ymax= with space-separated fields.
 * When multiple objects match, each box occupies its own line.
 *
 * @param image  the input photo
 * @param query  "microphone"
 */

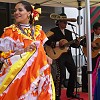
xmin=68 ymin=23 xmax=76 ymax=27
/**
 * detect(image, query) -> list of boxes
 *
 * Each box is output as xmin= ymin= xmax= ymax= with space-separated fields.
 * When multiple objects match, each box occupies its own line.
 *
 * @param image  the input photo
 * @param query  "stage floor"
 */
xmin=61 ymin=88 xmax=88 ymax=100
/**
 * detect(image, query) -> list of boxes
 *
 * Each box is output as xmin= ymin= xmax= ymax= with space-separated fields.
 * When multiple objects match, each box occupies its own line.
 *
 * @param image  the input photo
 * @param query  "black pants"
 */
xmin=82 ymin=65 xmax=88 ymax=92
xmin=55 ymin=52 xmax=77 ymax=97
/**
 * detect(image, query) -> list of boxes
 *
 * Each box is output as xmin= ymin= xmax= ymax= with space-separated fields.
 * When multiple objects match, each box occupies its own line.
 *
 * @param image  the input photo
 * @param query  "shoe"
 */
xmin=61 ymin=84 xmax=65 ymax=88
xmin=67 ymin=94 xmax=80 ymax=99
xmin=56 ymin=96 xmax=60 ymax=100
xmin=63 ymin=79 xmax=68 ymax=88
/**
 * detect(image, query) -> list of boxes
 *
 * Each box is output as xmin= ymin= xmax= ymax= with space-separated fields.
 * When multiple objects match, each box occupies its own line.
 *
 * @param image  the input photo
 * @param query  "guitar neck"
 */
xmin=64 ymin=35 xmax=85 ymax=47
xmin=64 ymin=40 xmax=75 ymax=47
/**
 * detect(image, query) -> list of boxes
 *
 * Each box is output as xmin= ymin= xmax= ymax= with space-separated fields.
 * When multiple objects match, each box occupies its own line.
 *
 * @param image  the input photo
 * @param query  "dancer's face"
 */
xmin=14 ymin=3 xmax=31 ymax=24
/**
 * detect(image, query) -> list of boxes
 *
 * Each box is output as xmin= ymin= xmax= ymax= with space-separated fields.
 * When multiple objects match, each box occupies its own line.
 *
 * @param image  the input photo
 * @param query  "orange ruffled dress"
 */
xmin=0 ymin=24 xmax=55 ymax=100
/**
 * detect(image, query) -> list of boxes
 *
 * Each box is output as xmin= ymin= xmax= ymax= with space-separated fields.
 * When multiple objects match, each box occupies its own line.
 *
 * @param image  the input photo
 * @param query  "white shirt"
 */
xmin=94 ymin=33 xmax=100 ymax=41
xmin=93 ymin=33 xmax=100 ymax=54
xmin=61 ymin=29 xmax=65 ymax=35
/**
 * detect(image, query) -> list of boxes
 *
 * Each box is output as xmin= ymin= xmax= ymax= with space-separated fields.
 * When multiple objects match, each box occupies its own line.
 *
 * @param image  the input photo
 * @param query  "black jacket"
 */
xmin=80 ymin=32 xmax=94 ymax=47
xmin=46 ymin=27 xmax=79 ymax=55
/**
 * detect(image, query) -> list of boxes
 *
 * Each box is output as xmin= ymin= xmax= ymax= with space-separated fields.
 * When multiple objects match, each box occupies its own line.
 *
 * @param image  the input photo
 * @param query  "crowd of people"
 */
xmin=0 ymin=0 xmax=100 ymax=100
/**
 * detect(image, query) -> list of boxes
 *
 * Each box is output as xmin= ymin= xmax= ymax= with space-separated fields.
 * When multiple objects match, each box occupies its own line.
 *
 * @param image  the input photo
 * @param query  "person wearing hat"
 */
xmin=45 ymin=13 xmax=80 ymax=99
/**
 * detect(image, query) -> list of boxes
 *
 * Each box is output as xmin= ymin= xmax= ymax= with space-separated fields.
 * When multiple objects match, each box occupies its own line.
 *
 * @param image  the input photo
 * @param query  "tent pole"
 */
xmin=85 ymin=0 xmax=92 ymax=100
xmin=77 ymin=0 xmax=82 ymax=95
xmin=62 ymin=7 xmax=64 ymax=13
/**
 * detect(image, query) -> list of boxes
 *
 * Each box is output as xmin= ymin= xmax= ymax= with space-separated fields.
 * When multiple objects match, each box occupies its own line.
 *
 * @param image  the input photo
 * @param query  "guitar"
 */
xmin=83 ymin=38 xmax=100 ymax=58
xmin=45 ymin=35 xmax=85 ymax=59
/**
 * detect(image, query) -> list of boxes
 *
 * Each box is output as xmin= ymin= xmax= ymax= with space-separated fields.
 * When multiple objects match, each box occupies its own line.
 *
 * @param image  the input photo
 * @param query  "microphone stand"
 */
xmin=70 ymin=25 xmax=83 ymax=100
xmin=70 ymin=0 xmax=86 ymax=100
xmin=71 ymin=25 xmax=79 ymax=98
xmin=71 ymin=25 xmax=87 ymax=66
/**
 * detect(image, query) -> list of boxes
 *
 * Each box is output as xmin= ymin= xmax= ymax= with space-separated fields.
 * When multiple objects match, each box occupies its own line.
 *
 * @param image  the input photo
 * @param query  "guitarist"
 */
xmin=81 ymin=22 xmax=100 ymax=72
xmin=45 ymin=13 xmax=80 ymax=100
xmin=80 ymin=22 xmax=100 ymax=93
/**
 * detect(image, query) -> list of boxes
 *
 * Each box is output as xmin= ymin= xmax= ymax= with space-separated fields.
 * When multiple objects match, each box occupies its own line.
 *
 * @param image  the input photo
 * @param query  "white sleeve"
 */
xmin=0 ymin=38 xmax=15 ymax=52
xmin=0 ymin=37 xmax=24 ymax=52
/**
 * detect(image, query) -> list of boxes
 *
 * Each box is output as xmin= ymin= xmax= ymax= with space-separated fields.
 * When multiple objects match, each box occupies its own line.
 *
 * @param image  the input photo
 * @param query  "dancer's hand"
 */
xmin=24 ymin=43 xmax=36 ymax=52
xmin=46 ymin=55 xmax=52 ymax=65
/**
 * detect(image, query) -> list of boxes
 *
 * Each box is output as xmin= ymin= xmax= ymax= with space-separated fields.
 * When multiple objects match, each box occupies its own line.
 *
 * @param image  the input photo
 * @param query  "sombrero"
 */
xmin=50 ymin=13 xmax=76 ymax=22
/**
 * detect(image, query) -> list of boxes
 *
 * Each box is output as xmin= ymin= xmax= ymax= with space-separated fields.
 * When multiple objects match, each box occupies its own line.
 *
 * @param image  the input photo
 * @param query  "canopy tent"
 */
xmin=0 ymin=0 xmax=100 ymax=7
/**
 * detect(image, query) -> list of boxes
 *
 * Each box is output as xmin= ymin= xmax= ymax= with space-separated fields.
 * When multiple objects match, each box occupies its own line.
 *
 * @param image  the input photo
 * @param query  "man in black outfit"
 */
xmin=91 ymin=22 xmax=100 ymax=71
xmin=81 ymin=22 xmax=100 ymax=72
xmin=45 ymin=13 xmax=80 ymax=100
xmin=81 ymin=22 xmax=100 ymax=92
